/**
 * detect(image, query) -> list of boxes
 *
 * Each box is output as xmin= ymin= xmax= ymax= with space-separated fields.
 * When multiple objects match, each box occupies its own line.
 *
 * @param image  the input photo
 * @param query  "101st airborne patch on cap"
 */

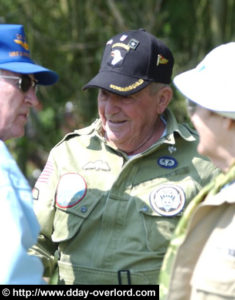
xmin=149 ymin=184 xmax=186 ymax=216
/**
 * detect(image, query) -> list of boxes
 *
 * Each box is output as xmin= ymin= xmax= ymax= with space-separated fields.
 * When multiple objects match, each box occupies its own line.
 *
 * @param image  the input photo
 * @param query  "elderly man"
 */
xmin=160 ymin=42 xmax=235 ymax=299
xmin=32 ymin=29 xmax=217 ymax=284
xmin=0 ymin=24 xmax=58 ymax=283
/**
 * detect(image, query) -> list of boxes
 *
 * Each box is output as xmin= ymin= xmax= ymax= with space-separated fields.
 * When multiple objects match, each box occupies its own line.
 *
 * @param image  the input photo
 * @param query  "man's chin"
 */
xmin=13 ymin=129 xmax=25 ymax=139
xmin=106 ymin=133 xmax=123 ymax=145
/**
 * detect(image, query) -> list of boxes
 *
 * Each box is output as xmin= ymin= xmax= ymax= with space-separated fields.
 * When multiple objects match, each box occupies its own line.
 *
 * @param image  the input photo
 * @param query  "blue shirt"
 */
xmin=0 ymin=141 xmax=44 ymax=284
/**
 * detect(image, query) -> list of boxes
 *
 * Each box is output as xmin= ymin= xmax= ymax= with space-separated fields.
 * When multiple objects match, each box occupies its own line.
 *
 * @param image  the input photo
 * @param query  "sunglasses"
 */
xmin=0 ymin=74 xmax=38 ymax=93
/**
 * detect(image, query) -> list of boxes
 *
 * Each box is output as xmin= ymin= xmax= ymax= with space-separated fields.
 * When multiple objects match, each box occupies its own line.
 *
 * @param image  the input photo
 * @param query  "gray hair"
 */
xmin=148 ymin=82 xmax=169 ymax=95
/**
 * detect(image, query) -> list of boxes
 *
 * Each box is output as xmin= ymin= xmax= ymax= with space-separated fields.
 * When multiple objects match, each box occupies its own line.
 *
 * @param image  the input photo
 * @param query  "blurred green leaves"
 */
xmin=0 ymin=0 xmax=234 ymax=182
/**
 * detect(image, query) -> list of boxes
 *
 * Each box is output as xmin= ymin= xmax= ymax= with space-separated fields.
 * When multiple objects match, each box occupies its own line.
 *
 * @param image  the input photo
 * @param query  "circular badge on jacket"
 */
xmin=56 ymin=173 xmax=87 ymax=208
xmin=149 ymin=184 xmax=185 ymax=216
xmin=157 ymin=156 xmax=178 ymax=169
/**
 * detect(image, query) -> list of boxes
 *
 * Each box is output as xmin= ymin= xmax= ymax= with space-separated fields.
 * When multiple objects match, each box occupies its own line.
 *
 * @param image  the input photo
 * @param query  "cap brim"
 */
xmin=173 ymin=67 xmax=235 ymax=112
xmin=83 ymin=71 xmax=150 ymax=96
xmin=0 ymin=62 xmax=58 ymax=85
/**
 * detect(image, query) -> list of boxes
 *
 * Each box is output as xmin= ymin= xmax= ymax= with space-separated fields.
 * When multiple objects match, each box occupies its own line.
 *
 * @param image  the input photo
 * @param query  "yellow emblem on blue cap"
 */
xmin=14 ymin=39 xmax=29 ymax=50
xmin=9 ymin=33 xmax=30 ymax=58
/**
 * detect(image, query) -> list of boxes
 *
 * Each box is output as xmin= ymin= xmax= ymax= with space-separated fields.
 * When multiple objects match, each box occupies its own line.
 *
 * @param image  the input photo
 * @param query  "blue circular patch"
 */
xmin=157 ymin=156 xmax=178 ymax=169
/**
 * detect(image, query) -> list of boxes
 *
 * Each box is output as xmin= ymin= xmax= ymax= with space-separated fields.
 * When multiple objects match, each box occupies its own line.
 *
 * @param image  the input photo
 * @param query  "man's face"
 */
xmin=0 ymin=70 xmax=39 ymax=140
xmin=190 ymin=105 xmax=226 ymax=168
xmin=97 ymin=85 xmax=169 ymax=154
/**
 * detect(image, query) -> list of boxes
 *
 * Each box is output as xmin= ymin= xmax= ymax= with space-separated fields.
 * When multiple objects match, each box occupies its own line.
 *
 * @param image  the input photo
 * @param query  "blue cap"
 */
xmin=0 ymin=24 xmax=58 ymax=85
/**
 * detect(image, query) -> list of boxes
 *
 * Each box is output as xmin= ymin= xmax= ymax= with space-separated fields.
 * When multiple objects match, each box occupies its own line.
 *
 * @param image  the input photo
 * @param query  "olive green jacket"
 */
xmin=31 ymin=109 xmax=218 ymax=284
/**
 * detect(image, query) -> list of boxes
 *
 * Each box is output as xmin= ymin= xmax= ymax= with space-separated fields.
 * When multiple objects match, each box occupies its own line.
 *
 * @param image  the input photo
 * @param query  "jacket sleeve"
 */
xmin=0 ymin=142 xmax=44 ymax=284
xmin=30 ymin=151 xmax=59 ymax=278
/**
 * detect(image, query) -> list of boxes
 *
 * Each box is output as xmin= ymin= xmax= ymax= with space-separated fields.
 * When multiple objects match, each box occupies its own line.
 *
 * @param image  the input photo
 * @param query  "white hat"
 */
xmin=173 ymin=42 xmax=235 ymax=119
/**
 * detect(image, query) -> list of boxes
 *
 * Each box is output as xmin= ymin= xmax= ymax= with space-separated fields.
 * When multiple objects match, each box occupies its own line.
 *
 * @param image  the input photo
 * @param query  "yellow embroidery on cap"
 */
xmin=112 ymin=43 xmax=130 ymax=51
xmin=14 ymin=39 xmax=29 ymax=50
xmin=110 ymin=79 xmax=144 ymax=92
xmin=9 ymin=51 xmax=30 ymax=58
xmin=157 ymin=54 xmax=168 ymax=65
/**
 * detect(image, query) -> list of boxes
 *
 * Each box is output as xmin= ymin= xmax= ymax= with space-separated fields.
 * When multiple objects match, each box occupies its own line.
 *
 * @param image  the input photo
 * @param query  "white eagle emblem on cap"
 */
xmin=110 ymin=49 xmax=124 ymax=65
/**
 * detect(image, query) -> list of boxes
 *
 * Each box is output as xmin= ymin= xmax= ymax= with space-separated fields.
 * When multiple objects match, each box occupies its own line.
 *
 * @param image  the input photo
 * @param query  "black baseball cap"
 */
xmin=83 ymin=28 xmax=174 ymax=96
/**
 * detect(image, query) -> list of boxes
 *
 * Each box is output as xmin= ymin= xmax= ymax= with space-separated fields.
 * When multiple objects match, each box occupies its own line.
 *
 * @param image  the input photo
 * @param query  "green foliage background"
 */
xmin=1 ymin=0 xmax=234 ymax=184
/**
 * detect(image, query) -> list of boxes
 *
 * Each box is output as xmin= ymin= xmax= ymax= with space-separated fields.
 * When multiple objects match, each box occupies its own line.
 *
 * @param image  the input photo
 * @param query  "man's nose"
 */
xmin=105 ymin=94 xmax=120 ymax=115
xmin=25 ymin=88 xmax=40 ymax=108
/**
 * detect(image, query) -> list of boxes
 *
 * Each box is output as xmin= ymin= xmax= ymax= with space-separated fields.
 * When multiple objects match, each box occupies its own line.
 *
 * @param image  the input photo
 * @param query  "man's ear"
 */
xmin=156 ymin=86 xmax=173 ymax=114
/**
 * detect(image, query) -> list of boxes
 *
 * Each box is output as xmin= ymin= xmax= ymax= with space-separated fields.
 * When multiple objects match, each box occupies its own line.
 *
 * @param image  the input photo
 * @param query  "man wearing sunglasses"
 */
xmin=0 ymin=24 xmax=58 ymax=283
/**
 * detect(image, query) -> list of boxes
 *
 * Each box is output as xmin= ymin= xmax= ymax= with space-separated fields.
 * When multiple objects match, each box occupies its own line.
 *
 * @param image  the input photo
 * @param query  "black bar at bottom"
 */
xmin=0 ymin=285 xmax=159 ymax=299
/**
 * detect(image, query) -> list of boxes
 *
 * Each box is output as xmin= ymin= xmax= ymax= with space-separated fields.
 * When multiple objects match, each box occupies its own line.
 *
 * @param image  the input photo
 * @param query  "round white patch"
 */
xmin=149 ymin=184 xmax=185 ymax=216
xmin=56 ymin=173 xmax=87 ymax=208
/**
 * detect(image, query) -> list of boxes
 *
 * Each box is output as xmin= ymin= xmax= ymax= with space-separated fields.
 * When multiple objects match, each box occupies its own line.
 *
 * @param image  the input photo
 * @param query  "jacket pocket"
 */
xmin=52 ymin=190 xmax=104 ymax=243
xmin=135 ymin=179 xmax=199 ymax=252
xmin=138 ymin=204 xmax=181 ymax=252
xmin=191 ymin=247 xmax=235 ymax=297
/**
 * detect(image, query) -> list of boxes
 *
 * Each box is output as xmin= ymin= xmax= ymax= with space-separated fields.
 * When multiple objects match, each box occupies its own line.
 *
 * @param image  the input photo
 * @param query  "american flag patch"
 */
xmin=37 ymin=160 xmax=54 ymax=184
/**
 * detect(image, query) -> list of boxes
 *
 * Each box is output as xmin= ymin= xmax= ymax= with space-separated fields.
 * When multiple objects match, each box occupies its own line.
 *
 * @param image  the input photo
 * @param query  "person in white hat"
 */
xmin=159 ymin=42 xmax=235 ymax=300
